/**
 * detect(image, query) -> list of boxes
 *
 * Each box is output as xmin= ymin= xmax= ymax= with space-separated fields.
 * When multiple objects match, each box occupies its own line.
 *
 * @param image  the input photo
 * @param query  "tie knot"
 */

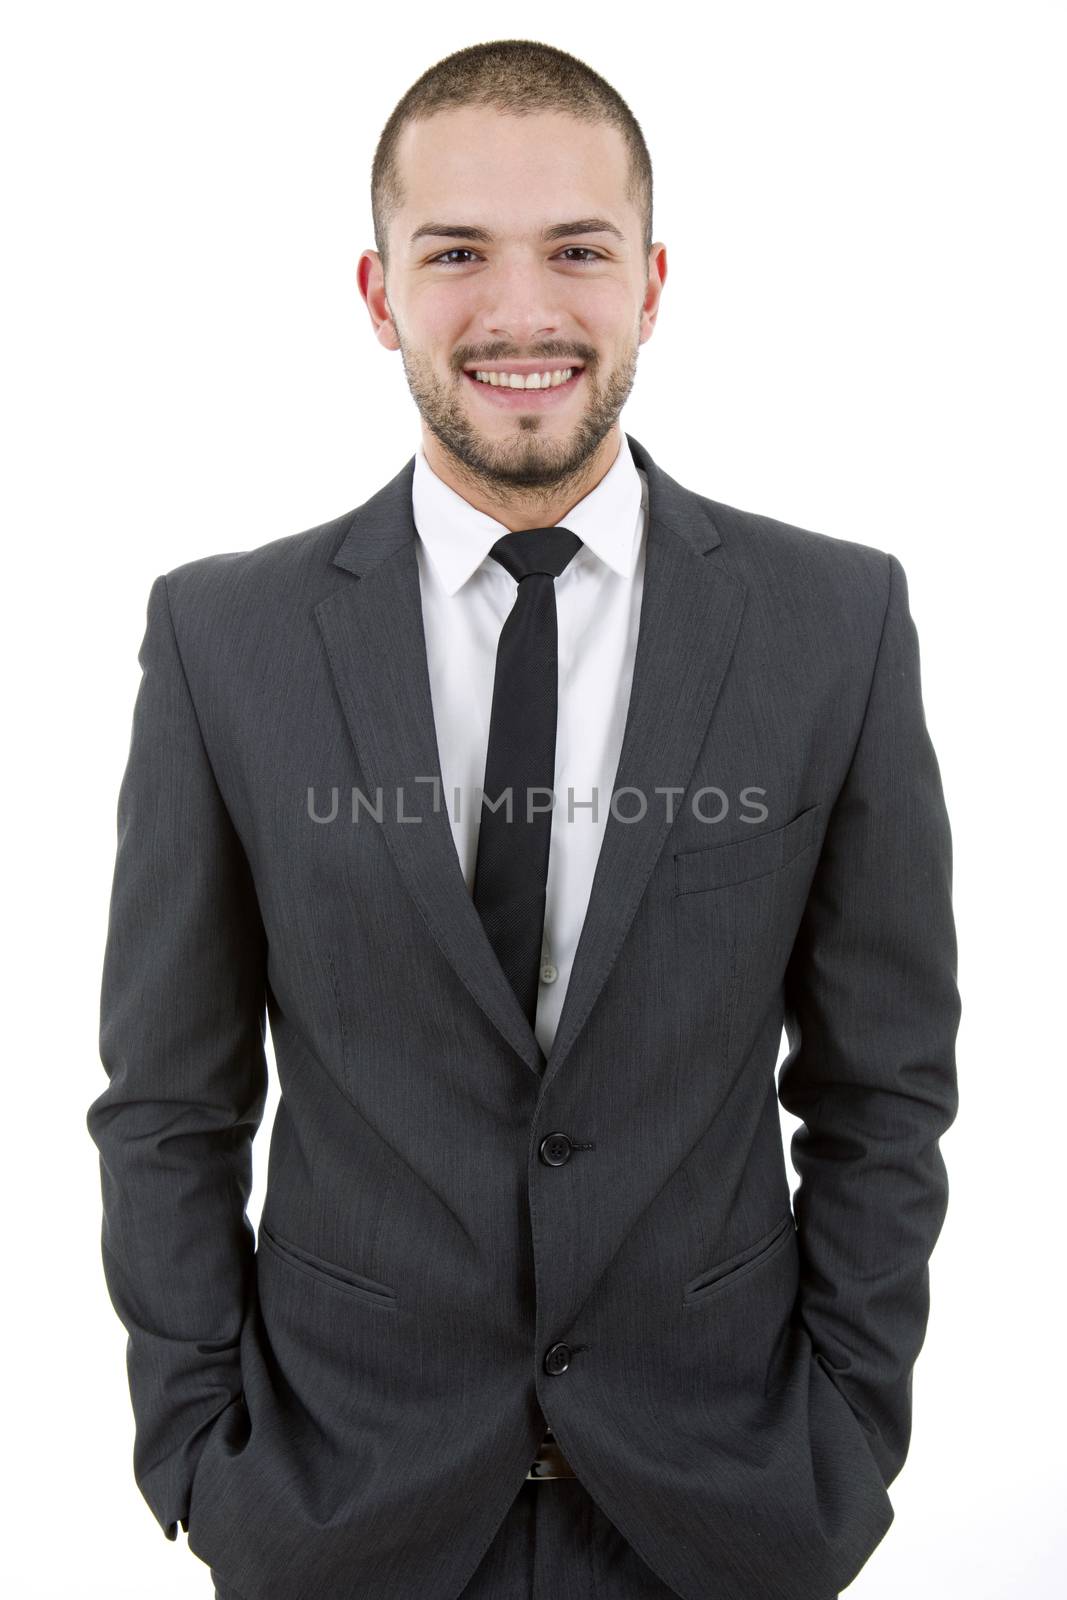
xmin=488 ymin=526 xmax=583 ymax=583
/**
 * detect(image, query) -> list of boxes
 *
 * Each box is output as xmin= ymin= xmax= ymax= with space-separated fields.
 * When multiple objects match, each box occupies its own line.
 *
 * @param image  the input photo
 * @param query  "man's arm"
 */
xmin=87 ymin=572 xmax=269 ymax=1540
xmin=778 ymin=551 xmax=961 ymax=1489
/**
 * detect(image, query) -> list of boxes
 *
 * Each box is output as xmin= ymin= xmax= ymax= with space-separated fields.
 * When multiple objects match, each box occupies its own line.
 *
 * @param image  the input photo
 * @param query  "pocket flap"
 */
xmin=674 ymin=802 xmax=822 ymax=894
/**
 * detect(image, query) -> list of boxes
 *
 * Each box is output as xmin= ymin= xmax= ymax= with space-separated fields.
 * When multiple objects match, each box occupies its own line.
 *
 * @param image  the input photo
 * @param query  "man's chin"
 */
xmin=451 ymin=424 xmax=573 ymax=467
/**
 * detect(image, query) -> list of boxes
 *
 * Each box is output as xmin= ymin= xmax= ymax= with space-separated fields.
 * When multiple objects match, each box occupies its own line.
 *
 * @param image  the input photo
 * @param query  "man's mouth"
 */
xmin=461 ymin=363 xmax=585 ymax=408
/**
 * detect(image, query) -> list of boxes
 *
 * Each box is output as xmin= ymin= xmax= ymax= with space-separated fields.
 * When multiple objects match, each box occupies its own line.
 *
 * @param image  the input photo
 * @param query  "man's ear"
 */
xmin=357 ymin=249 xmax=400 ymax=353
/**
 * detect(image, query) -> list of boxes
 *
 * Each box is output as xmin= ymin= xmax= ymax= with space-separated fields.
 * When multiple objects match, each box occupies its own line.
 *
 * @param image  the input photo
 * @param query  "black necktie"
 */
xmin=472 ymin=526 xmax=584 ymax=1029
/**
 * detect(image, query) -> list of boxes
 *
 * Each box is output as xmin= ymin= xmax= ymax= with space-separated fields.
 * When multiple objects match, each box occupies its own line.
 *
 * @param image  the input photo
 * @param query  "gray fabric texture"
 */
xmin=88 ymin=432 xmax=960 ymax=1600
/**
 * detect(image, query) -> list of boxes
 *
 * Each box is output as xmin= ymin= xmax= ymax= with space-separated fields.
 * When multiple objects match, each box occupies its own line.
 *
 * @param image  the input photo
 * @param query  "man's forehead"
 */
xmin=396 ymin=107 xmax=628 ymax=179
xmin=392 ymin=113 xmax=634 ymax=248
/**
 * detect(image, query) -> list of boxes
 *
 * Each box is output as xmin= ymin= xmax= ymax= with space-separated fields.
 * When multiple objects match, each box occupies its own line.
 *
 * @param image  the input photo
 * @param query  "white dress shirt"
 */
xmin=411 ymin=432 xmax=649 ymax=1060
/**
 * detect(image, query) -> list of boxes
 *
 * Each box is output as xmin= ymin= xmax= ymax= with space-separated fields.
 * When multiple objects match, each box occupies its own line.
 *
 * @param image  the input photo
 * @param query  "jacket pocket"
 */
xmin=258 ymin=1222 xmax=398 ymax=1309
xmin=674 ymin=802 xmax=822 ymax=895
xmin=682 ymin=1211 xmax=795 ymax=1309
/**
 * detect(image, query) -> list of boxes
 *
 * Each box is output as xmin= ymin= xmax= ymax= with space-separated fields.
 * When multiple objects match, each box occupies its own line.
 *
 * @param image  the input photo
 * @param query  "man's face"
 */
xmin=365 ymin=106 xmax=664 ymax=495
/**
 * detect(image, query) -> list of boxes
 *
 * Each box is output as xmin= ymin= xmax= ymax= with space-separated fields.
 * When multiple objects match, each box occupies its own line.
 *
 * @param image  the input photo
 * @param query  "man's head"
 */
xmin=358 ymin=40 xmax=666 ymax=514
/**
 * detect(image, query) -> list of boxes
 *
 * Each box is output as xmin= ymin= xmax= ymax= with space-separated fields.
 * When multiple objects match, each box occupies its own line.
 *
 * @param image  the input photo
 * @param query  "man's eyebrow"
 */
xmin=409 ymin=218 xmax=625 ymax=247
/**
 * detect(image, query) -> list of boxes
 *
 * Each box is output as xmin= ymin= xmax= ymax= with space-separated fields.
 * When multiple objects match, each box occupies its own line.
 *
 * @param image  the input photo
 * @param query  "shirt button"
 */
xmin=540 ymin=961 xmax=558 ymax=984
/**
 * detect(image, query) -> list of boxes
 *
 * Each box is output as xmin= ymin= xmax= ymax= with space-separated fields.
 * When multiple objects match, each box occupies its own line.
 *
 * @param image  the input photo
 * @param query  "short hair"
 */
xmin=370 ymin=39 xmax=653 ymax=279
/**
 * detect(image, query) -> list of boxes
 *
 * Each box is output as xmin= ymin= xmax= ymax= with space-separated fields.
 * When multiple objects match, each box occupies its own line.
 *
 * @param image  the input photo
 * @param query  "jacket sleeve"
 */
xmin=777 ymin=551 xmax=961 ymax=1489
xmin=87 ymin=572 xmax=269 ymax=1540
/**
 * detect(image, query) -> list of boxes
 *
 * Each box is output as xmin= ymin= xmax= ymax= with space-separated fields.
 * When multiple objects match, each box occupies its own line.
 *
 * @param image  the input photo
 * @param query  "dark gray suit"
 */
xmin=87 ymin=432 xmax=960 ymax=1600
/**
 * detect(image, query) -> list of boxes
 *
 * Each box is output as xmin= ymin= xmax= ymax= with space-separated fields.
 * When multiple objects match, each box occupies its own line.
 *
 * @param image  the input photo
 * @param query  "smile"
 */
xmin=462 ymin=367 xmax=585 ymax=409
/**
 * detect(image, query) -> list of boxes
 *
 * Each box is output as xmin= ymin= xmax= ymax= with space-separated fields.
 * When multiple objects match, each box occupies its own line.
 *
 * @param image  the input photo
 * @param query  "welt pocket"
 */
xmin=674 ymin=802 xmax=822 ymax=896
xmin=682 ymin=1211 xmax=795 ymax=1309
xmin=258 ymin=1222 xmax=398 ymax=1309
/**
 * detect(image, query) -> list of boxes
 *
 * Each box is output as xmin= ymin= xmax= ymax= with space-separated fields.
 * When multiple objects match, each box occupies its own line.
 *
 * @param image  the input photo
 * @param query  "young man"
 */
xmin=88 ymin=38 xmax=960 ymax=1600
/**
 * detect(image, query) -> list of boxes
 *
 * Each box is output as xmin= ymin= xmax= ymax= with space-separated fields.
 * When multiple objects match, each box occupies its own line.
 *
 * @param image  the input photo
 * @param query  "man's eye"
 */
xmin=430 ymin=247 xmax=604 ymax=267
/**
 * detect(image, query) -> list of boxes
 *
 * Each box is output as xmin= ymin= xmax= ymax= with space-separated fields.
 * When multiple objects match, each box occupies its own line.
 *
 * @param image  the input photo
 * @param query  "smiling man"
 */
xmin=364 ymin=77 xmax=659 ymax=530
xmin=88 ymin=37 xmax=960 ymax=1600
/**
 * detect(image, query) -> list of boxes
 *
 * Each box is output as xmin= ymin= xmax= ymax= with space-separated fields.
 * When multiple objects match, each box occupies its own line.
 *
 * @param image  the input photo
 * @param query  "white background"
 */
xmin=2 ymin=2 xmax=1063 ymax=1595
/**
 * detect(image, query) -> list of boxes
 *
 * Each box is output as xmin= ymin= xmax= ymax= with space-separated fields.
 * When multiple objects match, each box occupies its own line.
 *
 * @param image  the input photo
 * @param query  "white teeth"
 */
xmin=472 ymin=367 xmax=576 ymax=389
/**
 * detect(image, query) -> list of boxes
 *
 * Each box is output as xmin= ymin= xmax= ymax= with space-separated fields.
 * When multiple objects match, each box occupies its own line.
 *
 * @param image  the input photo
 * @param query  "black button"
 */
xmin=544 ymin=1342 xmax=572 ymax=1375
xmin=539 ymin=1133 xmax=572 ymax=1166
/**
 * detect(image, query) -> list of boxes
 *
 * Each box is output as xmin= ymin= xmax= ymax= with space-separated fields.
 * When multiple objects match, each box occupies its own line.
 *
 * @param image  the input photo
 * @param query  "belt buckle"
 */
xmin=526 ymin=1427 xmax=576 ymax=1480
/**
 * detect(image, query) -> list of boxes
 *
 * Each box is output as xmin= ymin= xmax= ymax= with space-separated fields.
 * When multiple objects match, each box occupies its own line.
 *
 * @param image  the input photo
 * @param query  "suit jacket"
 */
xmin=87 ymin=432 xmax=961 ymax=1600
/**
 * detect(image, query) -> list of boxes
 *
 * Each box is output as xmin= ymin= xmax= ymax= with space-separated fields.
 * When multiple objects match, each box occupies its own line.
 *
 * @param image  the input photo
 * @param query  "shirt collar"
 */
xmin=412 ymin=432 xmax=645 ymax=596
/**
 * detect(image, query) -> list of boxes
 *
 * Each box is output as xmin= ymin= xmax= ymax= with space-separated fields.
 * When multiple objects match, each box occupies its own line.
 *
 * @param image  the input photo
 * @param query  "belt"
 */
xmin=526 ymin=1425 xmax=577 ymax=1480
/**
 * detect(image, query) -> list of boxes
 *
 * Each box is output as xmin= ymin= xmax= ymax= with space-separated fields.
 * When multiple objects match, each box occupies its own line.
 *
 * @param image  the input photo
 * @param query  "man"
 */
xmin=88 ymin=38 xmax=960 ymax=1600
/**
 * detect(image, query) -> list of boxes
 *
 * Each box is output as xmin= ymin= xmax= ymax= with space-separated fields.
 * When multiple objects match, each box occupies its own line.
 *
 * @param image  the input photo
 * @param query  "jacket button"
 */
xmin=544 ymin=1342 xmax=572 ymax=1375
xmin=539 ymin=1133 xmax=572 ymax=1166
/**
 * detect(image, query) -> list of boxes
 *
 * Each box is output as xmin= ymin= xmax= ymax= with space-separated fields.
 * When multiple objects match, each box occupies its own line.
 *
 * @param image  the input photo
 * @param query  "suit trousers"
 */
xmin=210 ymin=1476 xmax=841 ymax=1598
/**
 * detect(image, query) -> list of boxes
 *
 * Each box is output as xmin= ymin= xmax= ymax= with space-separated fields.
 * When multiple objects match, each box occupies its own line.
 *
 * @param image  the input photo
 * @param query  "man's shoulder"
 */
xmin=700 ymin=489 xmax=889 ymax=574
xmin=159 ymin=506 xmax=360 ymax=635
xmin=163 ymin=506 xmax=356 ymax=590
xmin=690 ymin=489 xmax=894 ymax=622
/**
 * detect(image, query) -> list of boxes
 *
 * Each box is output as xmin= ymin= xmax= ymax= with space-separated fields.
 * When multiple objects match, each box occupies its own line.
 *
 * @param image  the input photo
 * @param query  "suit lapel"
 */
xmin=313 ymin=433 xmax=747 ymax=1083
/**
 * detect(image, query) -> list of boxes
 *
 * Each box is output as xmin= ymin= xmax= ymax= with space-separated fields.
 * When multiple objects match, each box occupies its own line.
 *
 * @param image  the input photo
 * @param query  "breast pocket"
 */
xmin=671 ymin=803 xmax=824 ymax=1003
xmin=673 ymin=802 xmax=823 ymax=896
